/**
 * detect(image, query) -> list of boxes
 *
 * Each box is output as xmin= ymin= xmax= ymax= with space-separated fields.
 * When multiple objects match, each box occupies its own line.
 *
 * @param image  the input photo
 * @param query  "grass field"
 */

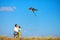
xmin=0 ymin=36 xmax=60 ymax=40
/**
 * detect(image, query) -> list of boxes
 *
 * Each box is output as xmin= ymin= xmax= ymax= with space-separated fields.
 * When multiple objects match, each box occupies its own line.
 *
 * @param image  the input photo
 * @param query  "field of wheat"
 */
xmin=0 ymin=36 xmax=60 ymax=40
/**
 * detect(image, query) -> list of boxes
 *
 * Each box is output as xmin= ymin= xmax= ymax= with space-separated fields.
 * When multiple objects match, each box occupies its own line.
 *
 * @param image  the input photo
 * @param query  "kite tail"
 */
xmin=33 ymin=12 xmax=36 ymax=16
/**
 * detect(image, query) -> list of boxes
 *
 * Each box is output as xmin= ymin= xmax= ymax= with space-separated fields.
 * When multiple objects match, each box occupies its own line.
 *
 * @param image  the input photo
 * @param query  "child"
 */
xmin=18 ymin=26 xmax=22 ymax=38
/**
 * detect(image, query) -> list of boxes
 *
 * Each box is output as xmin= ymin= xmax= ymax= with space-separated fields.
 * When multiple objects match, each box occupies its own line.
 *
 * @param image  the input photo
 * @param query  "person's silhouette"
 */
xmin=14 ymin=24 xmax=18 ymax=38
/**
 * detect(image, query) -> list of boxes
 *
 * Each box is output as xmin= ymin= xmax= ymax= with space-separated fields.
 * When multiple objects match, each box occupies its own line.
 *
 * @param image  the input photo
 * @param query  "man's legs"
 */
xmin=14 ymin=32 xmax=18 ymax=38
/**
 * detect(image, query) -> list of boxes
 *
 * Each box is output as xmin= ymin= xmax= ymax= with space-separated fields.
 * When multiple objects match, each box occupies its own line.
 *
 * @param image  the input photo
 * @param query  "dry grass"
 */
xmin=0 ymin=36 xmax=60 ymax=40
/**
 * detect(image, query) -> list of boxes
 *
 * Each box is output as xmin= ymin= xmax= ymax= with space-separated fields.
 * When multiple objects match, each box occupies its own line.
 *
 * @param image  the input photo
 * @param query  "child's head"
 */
xmin=19 ymin=26 xmax=21 ymax=28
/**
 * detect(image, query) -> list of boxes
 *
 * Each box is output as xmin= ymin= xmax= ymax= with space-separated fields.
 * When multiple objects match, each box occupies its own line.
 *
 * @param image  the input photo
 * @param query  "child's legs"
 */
xmin=18 ymin=32 xmax=22 ymax=38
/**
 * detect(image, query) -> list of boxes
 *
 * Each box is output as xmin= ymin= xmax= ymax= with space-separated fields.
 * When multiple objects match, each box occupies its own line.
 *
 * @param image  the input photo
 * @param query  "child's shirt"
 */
xmin=18 ymin=28 xmax=21 ymax=32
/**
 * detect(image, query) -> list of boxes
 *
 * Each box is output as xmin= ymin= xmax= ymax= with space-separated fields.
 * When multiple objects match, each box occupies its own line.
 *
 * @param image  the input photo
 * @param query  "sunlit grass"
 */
xmin=0 ymin=36 xmax=60 ymax=40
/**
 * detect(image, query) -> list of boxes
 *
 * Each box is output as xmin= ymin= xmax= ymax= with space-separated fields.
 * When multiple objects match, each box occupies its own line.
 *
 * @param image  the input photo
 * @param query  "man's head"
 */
xmin=15 ymin=24 xmax=18 ymax=27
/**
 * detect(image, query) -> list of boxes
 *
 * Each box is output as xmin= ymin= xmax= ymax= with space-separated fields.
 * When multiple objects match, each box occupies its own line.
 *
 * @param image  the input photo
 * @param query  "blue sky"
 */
xmin=0 ymin=0 xmax=60 ymax=37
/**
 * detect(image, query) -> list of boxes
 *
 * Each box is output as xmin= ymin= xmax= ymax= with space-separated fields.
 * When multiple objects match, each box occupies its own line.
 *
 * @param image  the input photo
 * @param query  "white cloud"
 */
xmin=0 ymin=6 xmax=16 ymax=12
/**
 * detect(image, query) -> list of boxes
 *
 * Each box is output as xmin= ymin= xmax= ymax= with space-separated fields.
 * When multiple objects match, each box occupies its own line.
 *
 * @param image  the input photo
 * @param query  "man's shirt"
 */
xmin=14 ymin=27 xmax=18 ymax=32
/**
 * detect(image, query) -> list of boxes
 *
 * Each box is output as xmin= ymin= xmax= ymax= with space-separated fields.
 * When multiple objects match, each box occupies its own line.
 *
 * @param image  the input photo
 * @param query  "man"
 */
xmin=14 ymin=24 xmax=18 ymax=38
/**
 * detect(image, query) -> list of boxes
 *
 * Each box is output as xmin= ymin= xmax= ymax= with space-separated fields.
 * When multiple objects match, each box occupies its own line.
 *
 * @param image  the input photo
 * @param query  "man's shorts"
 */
xmin=14 ymin=32 xmax=18 ymax=35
